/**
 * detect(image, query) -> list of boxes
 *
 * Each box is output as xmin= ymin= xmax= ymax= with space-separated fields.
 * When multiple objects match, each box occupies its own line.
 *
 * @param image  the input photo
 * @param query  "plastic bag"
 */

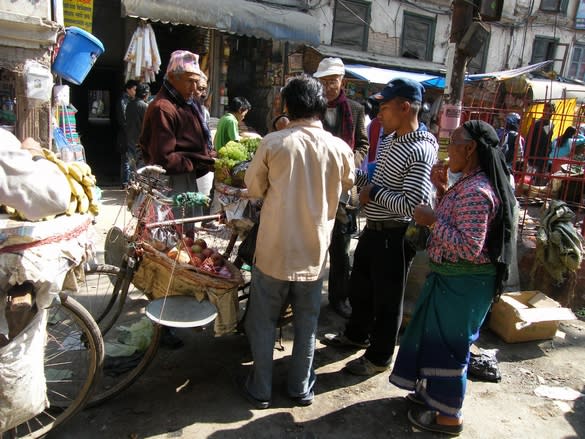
xmin=404 ymin=220 xmax=431 ymax=251
xmin=468 ymin=349 xmax=501 ymax=383
xmin=237 ymin=222 xmax=259 ymax=266
xmin=0 ymin=310 xmax=48 ymax=432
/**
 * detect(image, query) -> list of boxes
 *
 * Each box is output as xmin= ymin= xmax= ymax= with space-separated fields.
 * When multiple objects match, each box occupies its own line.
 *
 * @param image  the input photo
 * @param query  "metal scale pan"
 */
xmin=146 ymin=296 xmax=217 ymax=328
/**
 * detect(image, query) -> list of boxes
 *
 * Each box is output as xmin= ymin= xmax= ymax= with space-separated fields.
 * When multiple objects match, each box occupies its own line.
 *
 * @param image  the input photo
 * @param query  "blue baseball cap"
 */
xmin=371 ymin=78 xmax=424 ymax=103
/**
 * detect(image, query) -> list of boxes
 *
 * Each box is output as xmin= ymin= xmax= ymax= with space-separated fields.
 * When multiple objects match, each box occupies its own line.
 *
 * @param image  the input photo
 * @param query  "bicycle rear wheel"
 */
xmin=5 ymin=293 xmax=104 ymax=439
xmin=68 ymin=264 xmax=161 ymax=407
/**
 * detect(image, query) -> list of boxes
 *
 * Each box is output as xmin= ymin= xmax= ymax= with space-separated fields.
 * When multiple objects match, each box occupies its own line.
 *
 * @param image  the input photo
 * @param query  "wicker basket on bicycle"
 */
xmin=132 ymin=241 xmax=244 ymax=335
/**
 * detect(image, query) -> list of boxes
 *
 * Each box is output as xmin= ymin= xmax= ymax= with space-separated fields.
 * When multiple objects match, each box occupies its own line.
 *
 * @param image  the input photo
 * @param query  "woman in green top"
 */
xmin=214 ymin=96 xmax=251 ymax=150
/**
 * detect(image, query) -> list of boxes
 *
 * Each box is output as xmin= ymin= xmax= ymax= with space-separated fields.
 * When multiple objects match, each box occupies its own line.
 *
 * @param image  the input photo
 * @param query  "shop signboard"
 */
xmin=63 ymin=0 xmax=94 ymax=33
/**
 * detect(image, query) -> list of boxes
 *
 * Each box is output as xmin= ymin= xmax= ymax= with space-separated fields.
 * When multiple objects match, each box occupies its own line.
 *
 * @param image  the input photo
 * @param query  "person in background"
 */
xmin=125 ymin=82 xmax=150 ymax=177
xmin=548 ymin=126 xmax=581 ymax=165
xmin=116 ymin=79 xmax=138 ymax=188
xmin=526 ymin=102 xmax=555 ymax=184
xmin=214 ymin=96 xmax=251 ymax=151
xmin=313 ymin=57 xmax=369 ymax=319
xmin=239 ymin=74 xmax=355 ymax=410
xmin=323 ymin=78 xmax=438 ymax=376
xmin=194 ymin=73 xmax=215 ymax=200
xmin=271 ymin=113 xmax=290 ymax=132
xmin=361 ymin=97 xmax=382 ymax=176
xmin=417 ymin=102 xmax=431 ymax=132
xmin=498 ymin=112 xmax=525 ymax=171
xmin=389 ymin=120 xmax=515 ymax=436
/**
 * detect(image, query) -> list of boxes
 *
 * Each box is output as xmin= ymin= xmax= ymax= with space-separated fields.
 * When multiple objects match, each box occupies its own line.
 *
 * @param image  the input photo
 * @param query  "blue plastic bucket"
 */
xmin=52 ymin=27 xmax=105 ymax=85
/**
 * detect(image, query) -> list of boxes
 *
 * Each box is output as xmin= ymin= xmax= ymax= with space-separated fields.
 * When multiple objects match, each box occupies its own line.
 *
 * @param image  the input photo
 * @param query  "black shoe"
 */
xmin=235 ymin=374 xmax=270 ymax=409
xmin=321 ymin=333 xmax=370 ymax=349
xmin=290 ymin=390 xmax=314 ymax=407
xmin=160 ymin=327 xmax=184 ymax=350
xmin=329 ymin=300 xmax=352 ymax=319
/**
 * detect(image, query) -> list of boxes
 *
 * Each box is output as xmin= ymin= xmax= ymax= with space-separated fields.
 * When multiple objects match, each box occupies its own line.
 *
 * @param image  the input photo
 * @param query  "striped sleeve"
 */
xmin=365 ymin=131 xmax=438 ymax=221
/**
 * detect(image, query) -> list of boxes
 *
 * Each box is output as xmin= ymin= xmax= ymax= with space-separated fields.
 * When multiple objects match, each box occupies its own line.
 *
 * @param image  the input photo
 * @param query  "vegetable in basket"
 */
xmin=214 ymin=140 xmax=249 ymax=185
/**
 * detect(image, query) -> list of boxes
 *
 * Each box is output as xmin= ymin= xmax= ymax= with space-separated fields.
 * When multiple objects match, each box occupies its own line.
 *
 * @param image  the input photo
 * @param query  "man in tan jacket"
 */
xmin=239 ymin=74 xmax=355 ymax=409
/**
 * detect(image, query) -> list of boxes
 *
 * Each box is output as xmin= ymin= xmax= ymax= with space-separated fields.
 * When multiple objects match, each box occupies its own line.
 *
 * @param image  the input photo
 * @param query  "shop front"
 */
xmin=120 ymin=0 xmax=321 ymax=135
xmin=0 ymin=1 xmax=61 ymax=144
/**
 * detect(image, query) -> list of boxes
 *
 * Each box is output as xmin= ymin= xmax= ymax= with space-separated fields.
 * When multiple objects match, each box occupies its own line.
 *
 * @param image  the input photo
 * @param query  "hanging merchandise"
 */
xmin=124 ymin=22 xmax=161 ymax=83
xmin=24 ymin=60 xmax=53 ymax=102
xmin=52 ymin=27 xmax=105 ymax=85
xmin=54 ymin=104 xmax=86 ymax=163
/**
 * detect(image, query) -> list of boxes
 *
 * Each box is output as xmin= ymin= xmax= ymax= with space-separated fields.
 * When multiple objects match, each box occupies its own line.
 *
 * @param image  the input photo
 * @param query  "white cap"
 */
xmin=313 ymin=57 xmax=345 ymax=78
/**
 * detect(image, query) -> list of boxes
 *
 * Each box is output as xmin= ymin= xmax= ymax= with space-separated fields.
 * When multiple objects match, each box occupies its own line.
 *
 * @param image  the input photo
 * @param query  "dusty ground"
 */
xmin=47 ymin=189 xmax=585 ymax=439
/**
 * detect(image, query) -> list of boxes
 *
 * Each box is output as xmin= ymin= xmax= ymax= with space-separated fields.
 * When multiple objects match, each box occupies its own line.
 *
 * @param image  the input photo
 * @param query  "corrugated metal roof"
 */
xmin=121 ymin=0 xmax=320 ymax=46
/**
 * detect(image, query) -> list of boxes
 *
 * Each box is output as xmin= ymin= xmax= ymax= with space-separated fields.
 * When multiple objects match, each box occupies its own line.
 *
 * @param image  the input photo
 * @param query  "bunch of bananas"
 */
xmin=42 ymin=149 xmax=100 ymax=216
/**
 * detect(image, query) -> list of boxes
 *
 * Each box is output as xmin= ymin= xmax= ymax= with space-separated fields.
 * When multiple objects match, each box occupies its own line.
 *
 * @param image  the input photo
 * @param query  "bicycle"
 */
xmin=2 ymin=292 xmax=104 ymax=439
xmin=67 ymin=166 xmax=247 ymax=406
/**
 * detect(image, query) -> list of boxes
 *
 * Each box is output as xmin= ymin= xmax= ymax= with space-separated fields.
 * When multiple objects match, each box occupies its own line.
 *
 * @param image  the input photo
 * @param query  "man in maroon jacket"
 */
xmin=139 ymin=50 xmax=214 ymax=349
xmin=140 ymin=50 xmax=214 ymax=219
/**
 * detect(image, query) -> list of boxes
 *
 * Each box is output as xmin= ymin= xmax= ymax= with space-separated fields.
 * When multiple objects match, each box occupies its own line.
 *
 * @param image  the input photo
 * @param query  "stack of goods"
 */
xmin=42 ymin=149 xmax=100 ymax=216
xmin=214 ymin=137 xmax=260 ymax=187
xmin=58 ymin=105 xmax=81 ymax=145
xmin=56 ymin=104 xmax=85 ymax=162
xmin=1 ymin=149 xmax=99 ymax=220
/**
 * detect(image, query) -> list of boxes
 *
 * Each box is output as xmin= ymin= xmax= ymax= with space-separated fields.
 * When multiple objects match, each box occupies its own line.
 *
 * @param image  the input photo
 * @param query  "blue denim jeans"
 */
xmin=244 ymin=267 xmax=323 ymax=402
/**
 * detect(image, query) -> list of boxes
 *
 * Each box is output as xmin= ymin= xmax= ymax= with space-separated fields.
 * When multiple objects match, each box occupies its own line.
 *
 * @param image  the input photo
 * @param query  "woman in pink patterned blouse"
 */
xmin=389 ymin=120 xmax=516 ymax=436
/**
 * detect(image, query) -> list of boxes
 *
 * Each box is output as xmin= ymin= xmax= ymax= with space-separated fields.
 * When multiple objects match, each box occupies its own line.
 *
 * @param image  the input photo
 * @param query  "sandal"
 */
xmin=405 ymin=392 xmax=425 ymax=406
xmin=408 ymin=408 xmax=463 ymax=436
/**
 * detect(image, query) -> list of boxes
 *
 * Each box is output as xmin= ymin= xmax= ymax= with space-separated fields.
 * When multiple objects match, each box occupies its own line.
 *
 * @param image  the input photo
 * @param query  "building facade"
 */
xmin=315 ymin=0 xmax=585 ymax=80
xmin=0 ymin=0 xmax=61 ymax=143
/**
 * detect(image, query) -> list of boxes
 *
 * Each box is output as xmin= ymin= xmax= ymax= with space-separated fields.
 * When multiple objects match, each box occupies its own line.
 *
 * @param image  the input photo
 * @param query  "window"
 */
xmin=401 ymin=12 xmax=435 ymax=61
xmin=530 ymin=36 xmax=558 ymax=70
xmin=332 ymin=0 xmax=370 ymax=51
xmin=568 ymin=44 xmax=585 ymax=82
xmin=467 ymin=36 xmax=490 ymax=74
xmin=539 ymin=0 xmax=569 ymax=13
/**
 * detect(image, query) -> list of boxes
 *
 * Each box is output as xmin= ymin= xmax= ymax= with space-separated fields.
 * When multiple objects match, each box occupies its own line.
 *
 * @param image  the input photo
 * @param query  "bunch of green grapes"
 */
xmin=215 ymin=141 xmax=248 ymax=185
xmin=241 ymin=137 xmax=261 ymax=158
xmin=218 ymin=141 xmax=248 ymax=161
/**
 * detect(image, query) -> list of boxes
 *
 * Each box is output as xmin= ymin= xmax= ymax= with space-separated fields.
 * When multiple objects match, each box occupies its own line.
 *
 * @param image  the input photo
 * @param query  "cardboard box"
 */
xmin=489 ymin=291 xmax=576 ymax=343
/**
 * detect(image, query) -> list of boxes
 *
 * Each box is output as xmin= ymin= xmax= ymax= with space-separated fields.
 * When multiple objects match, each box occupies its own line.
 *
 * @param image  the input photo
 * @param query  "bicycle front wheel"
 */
xmin=6 ymin=293 xmax=104 ymax=439
xmin=69 ymin=264 xmax=161 ymax=407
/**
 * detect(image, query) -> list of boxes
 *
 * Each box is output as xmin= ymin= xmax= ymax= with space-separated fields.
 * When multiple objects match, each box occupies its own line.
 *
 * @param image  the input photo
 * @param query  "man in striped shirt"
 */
xmin=323 ymin=78 xmax=438 ymax=376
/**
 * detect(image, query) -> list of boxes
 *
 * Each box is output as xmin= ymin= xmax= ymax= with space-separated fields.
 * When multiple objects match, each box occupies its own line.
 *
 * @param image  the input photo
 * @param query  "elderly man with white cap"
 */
xmin=313 ymin=57 xmax=369 ymax=319
xmin=140 ymin=49 xmax=214 ymax=212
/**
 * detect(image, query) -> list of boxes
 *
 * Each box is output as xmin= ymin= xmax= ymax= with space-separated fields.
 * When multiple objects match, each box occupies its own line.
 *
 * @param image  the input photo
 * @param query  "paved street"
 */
xmin=45 ymin=186 xmax=585 ymax=439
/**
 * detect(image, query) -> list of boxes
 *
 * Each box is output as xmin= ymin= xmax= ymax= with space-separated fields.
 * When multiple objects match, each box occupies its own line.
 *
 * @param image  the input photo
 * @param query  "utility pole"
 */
xmin=437 ymin=0 xmax=475 ymax=158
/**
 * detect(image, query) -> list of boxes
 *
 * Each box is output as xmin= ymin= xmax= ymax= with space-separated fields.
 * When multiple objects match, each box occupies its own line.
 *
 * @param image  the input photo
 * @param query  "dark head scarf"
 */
xmin=462 ymin=120 xmax=516 ymax=298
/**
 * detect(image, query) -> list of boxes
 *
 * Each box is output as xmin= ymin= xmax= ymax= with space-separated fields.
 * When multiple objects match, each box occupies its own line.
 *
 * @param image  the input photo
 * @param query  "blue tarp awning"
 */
xmin=344 ymin=64 xmax=437 ymax=85
xmin=420 ymin=60 xmax=554 ymax=89
xmin=121 ymin=0 xmax=320 ymax=46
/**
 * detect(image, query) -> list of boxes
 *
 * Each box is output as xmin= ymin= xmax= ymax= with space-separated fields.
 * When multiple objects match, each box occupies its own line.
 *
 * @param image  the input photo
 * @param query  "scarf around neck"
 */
xmin=163 ymin=79 xmax=211 ymax=148
xmin=328 ymin=89 xmax=355 ymax=149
